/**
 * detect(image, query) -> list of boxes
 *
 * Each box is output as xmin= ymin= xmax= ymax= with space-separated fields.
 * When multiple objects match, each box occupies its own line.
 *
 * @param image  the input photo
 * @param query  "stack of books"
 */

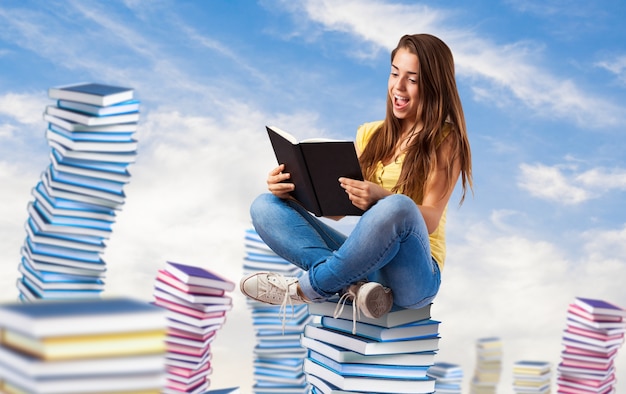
xmin=303 ymin=298 xmax=439 ymax=393
xmin=427 ymin=362 xmax=464 ymax=393
xmin=0 ymin=297 xmax=167 ymax=393
xmin=153 ymin=261 xmax=235 ymax=394
xmin=512 ymin=361 xmax=551 ymax=393
xmin=17 ymin=82 xmax=140 ymax=301
xmin=470 ymin=337 xmax=503 ymax=393
xmin=556 ymin=297 xmax=626 ymax=393
xmin=243 ymin=228 xmax=311 ymax=394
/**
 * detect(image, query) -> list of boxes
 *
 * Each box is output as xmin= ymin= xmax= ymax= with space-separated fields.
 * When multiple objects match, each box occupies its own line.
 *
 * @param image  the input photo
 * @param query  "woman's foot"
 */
xmin=240 ymin=272 xmax=309 ymax=306
xmin=340 ymin=281 xmax=394 ymax=319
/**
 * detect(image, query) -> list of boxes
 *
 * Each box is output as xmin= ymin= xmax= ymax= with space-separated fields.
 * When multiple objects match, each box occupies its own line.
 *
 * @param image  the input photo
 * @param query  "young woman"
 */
xmin=241 ymin=34 xmax=473 ymax=322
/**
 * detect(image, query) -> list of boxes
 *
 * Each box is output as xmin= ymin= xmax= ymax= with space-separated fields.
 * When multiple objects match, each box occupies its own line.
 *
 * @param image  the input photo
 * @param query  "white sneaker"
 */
xmin=333 ymin=281 xmax=393 ymax=334
xmin=240 ymin=272 xmax=307 ymax=306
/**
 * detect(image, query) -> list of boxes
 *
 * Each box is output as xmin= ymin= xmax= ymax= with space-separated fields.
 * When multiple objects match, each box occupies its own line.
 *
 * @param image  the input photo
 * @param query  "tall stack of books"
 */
xmin=18 ymin=82 xmax=140 ymax=301
xmin=512 ymin=361 xmax=551 ymax=393
xmin=427 ymin=362 xmax=463 ymax=393
xmin=303 ymin=298 xmax=439 ymax=393
xmin=470 ymin=337 xmax=503 ymax=393
xmin=556 ymin=297 xmax=626 ymax=393
xmin=0 ymin=297 xmax=167 ymax=393
xmin=243 ymin=228 xmax=311 ymax=394
xmin=153 ymin=261 xmax=235 ymax=394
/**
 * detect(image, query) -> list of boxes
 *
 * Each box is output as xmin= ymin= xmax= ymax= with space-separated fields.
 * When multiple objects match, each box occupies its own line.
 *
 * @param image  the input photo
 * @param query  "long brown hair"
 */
xmin=359 ymin=34 xmax=473 ymax=205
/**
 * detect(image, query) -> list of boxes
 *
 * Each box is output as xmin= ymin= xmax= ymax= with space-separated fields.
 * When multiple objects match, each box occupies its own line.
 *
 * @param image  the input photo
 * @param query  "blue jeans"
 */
xmin=249 ymin=193 xmax=441 ymax=309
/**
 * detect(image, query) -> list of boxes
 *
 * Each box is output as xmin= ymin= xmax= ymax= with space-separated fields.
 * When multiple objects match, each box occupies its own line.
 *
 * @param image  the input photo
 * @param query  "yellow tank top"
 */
xmin=355 ymin=120 xmax=447 ymax=269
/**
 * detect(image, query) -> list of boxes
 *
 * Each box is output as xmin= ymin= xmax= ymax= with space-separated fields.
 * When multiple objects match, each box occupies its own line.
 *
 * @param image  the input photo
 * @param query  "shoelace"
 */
xmin=267 ymin=273 xmax=299 ymax=334
xmin=333 ymin=287 xmax=360 ymax=334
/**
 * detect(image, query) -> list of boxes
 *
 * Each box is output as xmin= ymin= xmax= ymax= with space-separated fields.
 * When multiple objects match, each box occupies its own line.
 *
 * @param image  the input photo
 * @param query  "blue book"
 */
xmin=304 ymin=358 xmax=435 ymax=393
xmin=45 ymin=113 xmax=138 ymax=133
xmin=0 ymin=297 xmax=165 ymax=337
xmin=18 ymin=276 xmax=103 ymax=300
xmin=46 ymin=167 xmax=126 ymax=205
xmin=32 ymin=182 xmax=116 ymax=222
xmin=26 ymin=237 xmax=103 ymax=263
xmin=304 ymin=324 xmax=440 ymax=355
xmin=309 ymin=350 xmax=431 ymax=378
xmin=29 ymin=201 xmax=111 ymax=236
xmin=48 ymin=82 xmax=134 ymax=106
xmin=49 ymin=123 xmax=135 ymax=142
xmin=26 ymin=217 xmax=106 ymax=250
xmin=35 ymin=180 xmax=117 ymax=215
xmin=58 ymin=99 xmax=140 ymax=116
xmin=46 ymin=105 xmax=139 ymax=127
xmin=204 ymin=388 xmax=240 ymax=394
xmin=320 ymin=316 xmax=440 ymax=341
xmin=46 ymin=126 xmax=138 ymax=152
xmin=49 ymin=165 xmax=125 ymax=195
xmin=18 ymin=261 xmax=104 ymax=291
xmin=20 ymin=257 xmax=103 ymax=283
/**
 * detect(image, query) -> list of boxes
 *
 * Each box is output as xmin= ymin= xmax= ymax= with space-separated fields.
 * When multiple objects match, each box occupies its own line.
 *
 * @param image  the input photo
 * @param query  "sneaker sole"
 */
xmin=358 ymin=282 xmax=393 ymax=318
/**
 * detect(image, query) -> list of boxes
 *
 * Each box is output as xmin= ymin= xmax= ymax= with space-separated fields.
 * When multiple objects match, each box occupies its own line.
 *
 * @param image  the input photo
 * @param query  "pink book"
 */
xmin=157 ymin=269 xmax=225 ymax=296
xmin=564 ymin=346 xmax=618 ymax=358
xmin=567 ymin=325 xmax=624 ymax=341
xmin=167 ymin=362 xmax=211 ymax=378
xmin=568 ymin=304 xmax=623 ymax=322
xmin=154 ymin=295 xmax=233 ymax=314
xmin=166 ymin=377 xmax=209 ymax=392
xmin=166 ymin=261 xmax=235 ymax=291
xmin=155 ymin=297 xmax=226 ymax=319
xmin=168 ymin=326 xmax=217 ymax=342
xmin=561 ymin=358 xmax=613 ymax=370
xmin=167 ymin=342 xmax=211 ymax=357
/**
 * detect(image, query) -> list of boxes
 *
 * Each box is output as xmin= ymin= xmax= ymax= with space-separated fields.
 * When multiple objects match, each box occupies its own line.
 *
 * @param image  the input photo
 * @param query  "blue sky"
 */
xmin=1 ymin=0 xmax=625 ymax=392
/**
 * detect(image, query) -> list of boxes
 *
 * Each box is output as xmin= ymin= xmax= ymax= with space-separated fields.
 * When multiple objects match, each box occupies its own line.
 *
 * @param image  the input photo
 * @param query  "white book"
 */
xmin=21 ymin=252 xmax=106 ymax=277
xmin=46 ymin=105 xmax=140 ymax=126
xmin=46 ymin=127 xmax=138 ymax=152
xmin=48 ymin=139 xmax=137 ymax=164
xmin=58 ymin=98 xmax=139 ymax=116
xmin=304 ymin=358 xmax=435 ymax=394
xmin=21 ymin=245 xmax=107 ymax=273
xmin=25 ymin=218 xmax=106 ymax=254
xmin=18 ymin=262 xmax=104 ymax=291
xmin=50 ymin=150 xmax=132 ymax=183
xmin=41 ymin=171 xmax=123 ymax=210
xmin=309 ymin=350 xmax=430 ymax=378
xmin=0 ymin=346 xmax=164 ymax=378
xmin=32 ymin=184 xmax=116 ymax=222
xmin=320 ymin=316 xmax=439 ymax=341
xmin=154 ymin=280 xmax=232 ymax=305
xmin=28 ymin=201 xmax=112 ymax=239
xmin=304 ymin=324 xmax=440 ymax=356
xmin=48 ymin=82 xmax=134 ymax=106
xmin=308 ymin=298 xmax=431 ymax=328
xmin=44 ymin=113 xmax=138 ymax=133
xmin=300 ymin=336 xmax=436 ymax=366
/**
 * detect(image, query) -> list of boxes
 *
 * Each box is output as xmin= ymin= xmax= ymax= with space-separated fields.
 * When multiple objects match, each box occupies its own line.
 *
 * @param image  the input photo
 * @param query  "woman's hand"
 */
xmin=267 ymin=164 xmax=295 ymax=199
xmin=339 ymin=177 xmax=391 ymax=211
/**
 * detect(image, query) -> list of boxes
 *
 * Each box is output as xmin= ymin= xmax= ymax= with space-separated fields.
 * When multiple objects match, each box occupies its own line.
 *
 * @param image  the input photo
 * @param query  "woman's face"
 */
xmin=388 ymin=47 xmax=420 ymax=130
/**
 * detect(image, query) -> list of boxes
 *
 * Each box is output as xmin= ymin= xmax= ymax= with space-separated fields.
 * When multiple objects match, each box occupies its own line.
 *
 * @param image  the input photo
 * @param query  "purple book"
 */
xmin=574 ymin=297 xmax=626 ymax=318
xmin=165 ymin=262 xmax=235 ymax=292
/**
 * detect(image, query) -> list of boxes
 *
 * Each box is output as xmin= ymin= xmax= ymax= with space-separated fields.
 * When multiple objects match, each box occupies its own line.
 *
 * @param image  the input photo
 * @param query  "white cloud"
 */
xmin=518 ymin=162 xmax=626 ymax=204
xmin=436 ymin=211 xmax=626 ymax=392
xmin=289 ymin=0 xmax=624 ymax=128
xmin=0 ymin=92 xmax=48 ymax=126
xmin=595 ymin=54 xmax=626 ymax=85
xmin=517 ymin=162 xmax=592 ymax=204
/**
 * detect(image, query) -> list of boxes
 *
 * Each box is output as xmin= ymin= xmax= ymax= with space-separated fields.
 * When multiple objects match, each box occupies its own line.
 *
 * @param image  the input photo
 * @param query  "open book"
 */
xmin=266 ymin=126 xmax=364 ymax=217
